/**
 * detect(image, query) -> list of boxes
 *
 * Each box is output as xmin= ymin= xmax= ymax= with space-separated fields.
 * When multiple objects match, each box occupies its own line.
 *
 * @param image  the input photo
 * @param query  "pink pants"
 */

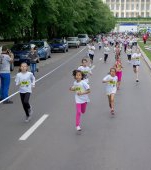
xmin=76 ymin=102 xmax=87 ymax=127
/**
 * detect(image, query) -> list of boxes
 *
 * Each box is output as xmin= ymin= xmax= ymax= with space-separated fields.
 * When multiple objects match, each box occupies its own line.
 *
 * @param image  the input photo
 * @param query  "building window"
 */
xmin=131 ymin=4 xmax=134 ymax=10
xmin=146 ymin=12 xmax=150 ymax=17
xmin=131 ymin=12 xmax=134 ymax=17
xmin=141 ymin=12 xmax=144 ymax=17
xmin=116 ymin=13 xmax=119 ymax=17
xmin=146 ymin=4 xmax=150 ymax=10
xmin=116 ymin=4 xmax=119 ymax=10
xmin=141 ymin=4 xmax=144 ymax=10
xmin=111 ymin=4 xmax=114 ymax=10
xmin=121 ymin=12 xmax=124 ymax=17
xmin=126 ymin=4 xmax=130 ymax=10
xmin=126 ymin=13 xmax=129 ymax=17
xmin=121 ymin=4 xmax=124 ymax=10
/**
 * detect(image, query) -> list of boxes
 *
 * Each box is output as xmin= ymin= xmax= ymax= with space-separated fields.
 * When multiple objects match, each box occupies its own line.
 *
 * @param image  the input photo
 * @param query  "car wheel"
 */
xmin=63 ymin=48 xmax=66 ymax=53
xmin=66 ymin=48 xmax=68 ymax=52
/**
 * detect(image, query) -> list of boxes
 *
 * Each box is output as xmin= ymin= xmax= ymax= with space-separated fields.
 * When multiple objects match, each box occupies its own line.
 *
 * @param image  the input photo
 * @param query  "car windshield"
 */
xmin=67 ymin=38 xmax=77 ymax=41
xmin=11 ymin=44 xmax=30 ymax=51
xmin=30 ymin=42 xmax=44 ymax=47
xmin=78 ymin=35 xmax=86 ymax=38
xmin=52 ymin=39 xmax=63 ymax=44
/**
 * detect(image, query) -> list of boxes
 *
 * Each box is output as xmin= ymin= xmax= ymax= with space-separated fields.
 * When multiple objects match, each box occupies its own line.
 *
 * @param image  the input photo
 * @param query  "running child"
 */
xmin=114 ymin=56 xmax=123 ymax=90
xmin=126 ymin=45 xmax=132 ymax=63
xmin=15 ymin=63 xmax=35 ymax=122
xmin=104 ymin=44 xmax=110 ymax=63
xmin=98 ymin=41 xmax=102 ymax=50
xmin=131 ymin=48 xmax=141 ymax=82
xmin=102 ymin=68 xmax=118 ymax=115
xmin=70 ymin=70 xmax=90 ymax=131
xmin=78 ymin=58 xmax=92 ymax=84
xmin=88 ymin=43 xmax=95 ymax=66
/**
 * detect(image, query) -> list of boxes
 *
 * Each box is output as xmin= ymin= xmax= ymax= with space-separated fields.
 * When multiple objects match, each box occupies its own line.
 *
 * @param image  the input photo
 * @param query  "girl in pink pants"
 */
xmin=70 ymin=70 xmax=90 ymax=131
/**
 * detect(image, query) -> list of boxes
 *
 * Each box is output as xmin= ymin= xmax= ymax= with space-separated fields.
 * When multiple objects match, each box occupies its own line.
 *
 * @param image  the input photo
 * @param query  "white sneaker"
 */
xmin=25 ymin=116 xmax=31 ymax=123
xmin=76 ymin=126 xmax=82 ymax=131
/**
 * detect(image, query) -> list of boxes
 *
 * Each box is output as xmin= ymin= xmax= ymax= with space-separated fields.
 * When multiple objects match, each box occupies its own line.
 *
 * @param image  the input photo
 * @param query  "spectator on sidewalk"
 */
xmin=0 ymin=46 xmax=13 ymax=104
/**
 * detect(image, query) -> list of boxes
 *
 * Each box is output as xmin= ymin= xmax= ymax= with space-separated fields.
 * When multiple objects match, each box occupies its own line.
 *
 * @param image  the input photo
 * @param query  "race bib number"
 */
xmin=20 ymin=81 xmax=30 ymax=86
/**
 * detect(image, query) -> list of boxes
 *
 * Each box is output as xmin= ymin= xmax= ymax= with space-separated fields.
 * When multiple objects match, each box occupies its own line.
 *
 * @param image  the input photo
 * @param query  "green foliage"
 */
xmin=0 ymin=0 xmax=115 ymax=40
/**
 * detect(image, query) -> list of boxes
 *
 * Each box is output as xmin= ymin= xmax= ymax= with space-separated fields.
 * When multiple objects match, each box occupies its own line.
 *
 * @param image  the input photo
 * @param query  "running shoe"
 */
xmin=25 ymin=116 xmax=31 ymax=123
xmin=76 ymin=126 xmax=82 ymax=131
xmin=136 ymin=79 xmax=139 ymax=82
xmin=111 ymin=109 xmax=115 ymax=115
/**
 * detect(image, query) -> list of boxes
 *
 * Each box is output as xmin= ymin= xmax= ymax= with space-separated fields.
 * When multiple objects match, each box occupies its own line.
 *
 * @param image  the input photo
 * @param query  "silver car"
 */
xmin=67 ymin=37 xmax=80 ymax=48
xmin=78 ymin=34 xmax=90 ymax=46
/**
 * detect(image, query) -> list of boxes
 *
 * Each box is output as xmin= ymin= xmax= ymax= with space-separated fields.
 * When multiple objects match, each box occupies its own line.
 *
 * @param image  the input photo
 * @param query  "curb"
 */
xmin=138 ymin=45 xmax=151 ymax=70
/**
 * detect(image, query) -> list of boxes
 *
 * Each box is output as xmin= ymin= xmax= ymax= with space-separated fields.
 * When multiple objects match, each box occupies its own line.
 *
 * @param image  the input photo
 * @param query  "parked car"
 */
xmin=50 ymin=39 xmax=68 ymax=53
xmin=11 ymin=43 xmax=31 ymax=65
xmin=78 ymin=34 xmax=90 ymax=45
xmin=0 ymin=46 xmax=14 ymax=71
xmin=30 ymin=40 xmax=51 ymax=60
xmin=67 ymin=37 xmax=80 ymax=48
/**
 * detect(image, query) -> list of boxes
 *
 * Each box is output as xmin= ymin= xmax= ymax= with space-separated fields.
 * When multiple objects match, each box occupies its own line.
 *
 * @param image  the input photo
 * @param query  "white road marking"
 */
xmin=19 ymin=114 xmax=49 ymax=141
xmin=0 ymin=47 xmax=86 ymax=104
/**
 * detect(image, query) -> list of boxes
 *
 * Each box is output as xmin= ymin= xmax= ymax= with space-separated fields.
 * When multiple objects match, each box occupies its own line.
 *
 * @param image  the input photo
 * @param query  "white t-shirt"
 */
xmin=73 ymin=80 xmax=90 ymax=103
xmin=89 ymin=46 xmax=95 ymax=55
xmin=15 ymin=71 xmax=35 ymax=93
xmin=78 ymin=66 xmax=92 ymax=83
xmin=132 ymin=53 xmax=141 ymax=66
xmin=103 ymin=75 xmax=118 ymax=95
xmin=98 ymin=42 xmax=102 ymax=46
xmin=104 ymin=47 xmax=110 ymax=54
xmin=126 ymin=48 xmax=132 ymax=55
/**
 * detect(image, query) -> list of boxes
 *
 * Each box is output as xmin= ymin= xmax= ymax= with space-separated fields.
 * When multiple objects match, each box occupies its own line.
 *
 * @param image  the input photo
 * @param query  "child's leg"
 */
xmin=81 ymin=102 xmax=87 ymax=114
xmin=20 ymin=93 xmax=31 ymax=117
xmin=76 ymin=103 xmax=82 ymax=127
xmin=110 ymin=94 xmax=115 ymax=111
xmin=136 ymin=66 xmax=139 ymax=80
xmin=108 ymin=95 xmax=111 ymax=108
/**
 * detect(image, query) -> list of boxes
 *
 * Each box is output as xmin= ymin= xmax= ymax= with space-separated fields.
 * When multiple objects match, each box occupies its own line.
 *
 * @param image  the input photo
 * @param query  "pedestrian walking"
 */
xmin=70 ymin=70 xmax=90 ymax=131
xmin=131 ymin=48 xmax=141 ymax=82
xmin=102 ymin=68 xmax=118 ymax=115
xmin=15 ymin=63 xmax=35 ymax=122
xmin=0 ymin=46 xmax=13 ymax=103
xmin=98 ymin=41 xmax=102 ymax=50
xmin=78 ymin=58 xmax=92 ymax=84
xmin=28 ymin=44 xmax=39 ymax=76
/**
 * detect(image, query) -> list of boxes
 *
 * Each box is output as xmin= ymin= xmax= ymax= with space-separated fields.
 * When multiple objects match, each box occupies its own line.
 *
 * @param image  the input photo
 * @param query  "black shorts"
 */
xmin=89 ymin=54 xmax=94 ymax=61
xmin=133 ymin=65 xmax=140 ymax=68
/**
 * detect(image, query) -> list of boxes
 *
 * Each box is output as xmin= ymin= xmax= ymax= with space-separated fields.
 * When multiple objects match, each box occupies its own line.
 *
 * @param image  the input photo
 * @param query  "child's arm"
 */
xmin=69 ymin=87 xmax=75 ymax=92
xmin=31 ymin=73 xmax=36 ymax=87
xmin=15 ymin=74 xmax=20 ymax=86
xmin=77 ymin=89 xmax=90 ymax=96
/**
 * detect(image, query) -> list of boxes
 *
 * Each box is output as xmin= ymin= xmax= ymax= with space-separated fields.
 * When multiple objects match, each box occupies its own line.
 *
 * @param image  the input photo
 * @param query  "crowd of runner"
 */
xmin=70 ymin=32 xmax=142 ymax=132
xmin=0 ymin=33 xmax=142 ymax=130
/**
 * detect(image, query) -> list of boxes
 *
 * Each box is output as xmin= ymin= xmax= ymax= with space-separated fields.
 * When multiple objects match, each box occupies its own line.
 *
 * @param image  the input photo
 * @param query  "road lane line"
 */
xmin=0 ymin=47 xmax=86 ymax=104
xmin=19 ymin=114 xmax=49 ymax=141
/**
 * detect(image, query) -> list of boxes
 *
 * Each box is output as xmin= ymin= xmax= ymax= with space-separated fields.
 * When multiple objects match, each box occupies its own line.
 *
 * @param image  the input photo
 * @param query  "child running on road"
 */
xmin=15 ymin=63 xmax=35 ymax=122
xmin=103 ymin=68 xmax=118 ymax=115
xmin=70 ymin=70 xmax=90 ymax=131
xmin=104 ymin=44 xmax=110 ymax=63
xmin=114 ymin=56 xmax=123 ymax=90
xmin=126 ymin=45 xmax=132 ymax=63
xmin=78 ymin=58 xmax=92 ymax=84
xmin=131 ymin=48 xmax=141 ymax=82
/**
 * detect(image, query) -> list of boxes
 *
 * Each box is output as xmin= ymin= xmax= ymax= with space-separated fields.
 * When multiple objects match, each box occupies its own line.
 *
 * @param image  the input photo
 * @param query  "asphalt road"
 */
xmin=1 ymin=44 xmax=151 ymax=170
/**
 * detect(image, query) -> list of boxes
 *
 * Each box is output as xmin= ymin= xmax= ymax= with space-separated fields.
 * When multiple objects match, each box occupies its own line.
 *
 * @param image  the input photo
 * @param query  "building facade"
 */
xmin=102 ymin=0 xmax=151 ymax=18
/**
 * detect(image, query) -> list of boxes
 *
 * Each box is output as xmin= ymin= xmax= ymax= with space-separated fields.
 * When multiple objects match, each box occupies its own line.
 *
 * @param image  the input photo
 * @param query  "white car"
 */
xmin=78 ymin=34 xmax=90 ymax=46
xmin=67 ymin=37 xmax=80 ymax=48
